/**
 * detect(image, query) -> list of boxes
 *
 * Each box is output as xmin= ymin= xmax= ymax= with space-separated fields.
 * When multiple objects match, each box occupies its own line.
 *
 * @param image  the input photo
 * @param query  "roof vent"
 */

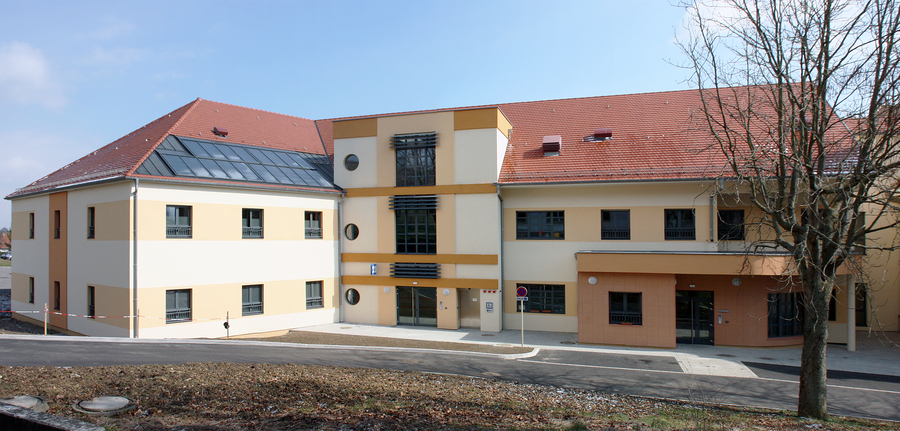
xmin=594 ymin=128 xmax=613 ymax=140
xmin=213 ymin=127 xmax=229 ymax=137
xmin=542 ymin=135 xmax=561 ymax=156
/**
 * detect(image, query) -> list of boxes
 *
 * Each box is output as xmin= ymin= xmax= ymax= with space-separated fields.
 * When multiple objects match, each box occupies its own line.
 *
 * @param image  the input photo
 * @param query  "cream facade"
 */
xmin=334 ymin=109 xmax=508 ymax=332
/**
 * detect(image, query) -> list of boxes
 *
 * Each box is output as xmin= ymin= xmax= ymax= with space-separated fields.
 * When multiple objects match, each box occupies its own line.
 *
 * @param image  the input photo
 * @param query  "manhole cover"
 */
xmin=560 ymin=341 xmax=577 ymax=345
xmin=481 ymin=333 xmax=495 ymax=337
xmin=73 ymin=396 xmax=136 ymax=416
xmin=717 ymin=354 xmax=735 ymax=357
xmin=0 ymin=395 xmax=48 ymax=412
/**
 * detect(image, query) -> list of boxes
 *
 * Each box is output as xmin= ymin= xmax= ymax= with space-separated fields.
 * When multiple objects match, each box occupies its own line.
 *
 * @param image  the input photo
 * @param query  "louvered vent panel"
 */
xmin=390 ymin=132 xmax=438 ymax=148
xmin=389 ymin=195 xmax=439 ymax=210
xmin=390 ymin=263 xmax=441 ymax=279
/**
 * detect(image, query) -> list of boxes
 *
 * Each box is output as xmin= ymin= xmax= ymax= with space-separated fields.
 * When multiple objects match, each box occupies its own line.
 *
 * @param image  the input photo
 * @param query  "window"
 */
xmin=768 ymin=292 xmax=804 ymax=337
xmin=242 ymin=209 xmax=263 ymax=238
xmin=516 ymin=284 xmax=565 ymax=314
xmin=516 ymin=211 xmax=565 ymax=240
xmin=345 ymin=288 xmax=360 ymax=305
xmin=306 ymin=281 xmax=323 ymax=309
xmin=609 ymin=292 xmax=642 ymax=325
xmin=166 ymin=289 xmax=192 ymax=322
xmin=717 ymin=209 xmax=745 ymax=241
xmin=393 ymin=132 xmax=436 ymax=187
xmin=87 ymin=286 xmax=95 ymax=318
xmin=305 ymin=211 xmax=322 ymax=239
xmin=828 ymin=288 xmax=837 ymax=322
xmin=29 ymin=213 xmax=34 ymax=239
xmin=87 ymin=207 xmax=96 ymax=239
xmin=242 ymin=285 xmax=263 ymax=315
xmin=54 ymin=210 xmax=60 ymax=239
xmin=28 ymin=277 xmax=34 ymax=304
xmin=664 ymin=209 xmax=695 ymax=240
xmin=396 ymin=209 xmax=436 ymax=254
xmin=53 ymin=281 xmax=61 ymax=311
xmin=601 ymin=210 xmax=630 ymax=240
xmin=166 ymin=206 xmax=192 ymax=238
xmin=344 ymin=154 xmax=359 ymax=171
xmin=856 ymin=283 xmax=868 ymax=327
xmin=345 ymin=223 xmax=359 ymax=240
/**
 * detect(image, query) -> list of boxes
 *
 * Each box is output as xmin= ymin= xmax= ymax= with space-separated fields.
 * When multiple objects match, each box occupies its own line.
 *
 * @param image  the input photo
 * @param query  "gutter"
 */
xmin=496 ymin=183 xmax=504 ymax=330
xmin=338 ymin=192 xmax=345 ymax=323
xmin=132 ymin=178 xmax=139 ymax=338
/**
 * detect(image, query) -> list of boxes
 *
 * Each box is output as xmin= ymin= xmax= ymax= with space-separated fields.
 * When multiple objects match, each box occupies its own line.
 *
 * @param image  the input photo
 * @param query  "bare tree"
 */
xmin=679 ymin=0 xmax=900 ymax=420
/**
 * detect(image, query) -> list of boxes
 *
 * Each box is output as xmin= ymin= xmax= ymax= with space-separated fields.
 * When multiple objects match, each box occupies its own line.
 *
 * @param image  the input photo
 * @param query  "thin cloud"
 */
xmin=88 ymin=46 xmax=144 ymax=68
xmin=0 ymin=41 xmax=67 ymax=109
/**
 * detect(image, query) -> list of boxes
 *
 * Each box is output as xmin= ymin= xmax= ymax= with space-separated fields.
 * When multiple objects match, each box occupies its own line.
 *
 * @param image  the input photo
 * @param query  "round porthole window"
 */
xmin=344 ymin=154 xmax=359 ymax=171
xmin=344 ymin=223 xmax=359 ymax=240
xmin=346 ymin=288 xmax=360 ymax=305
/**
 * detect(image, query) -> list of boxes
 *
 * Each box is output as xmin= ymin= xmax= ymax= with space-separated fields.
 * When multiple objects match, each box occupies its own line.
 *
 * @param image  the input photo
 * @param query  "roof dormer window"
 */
xmin=542 ymin=135 xmax=561 ymax=156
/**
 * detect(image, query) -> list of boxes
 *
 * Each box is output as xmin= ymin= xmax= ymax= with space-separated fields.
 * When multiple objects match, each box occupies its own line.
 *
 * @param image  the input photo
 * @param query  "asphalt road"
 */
xmin=0 ymin=337 xmax=898 ymax=422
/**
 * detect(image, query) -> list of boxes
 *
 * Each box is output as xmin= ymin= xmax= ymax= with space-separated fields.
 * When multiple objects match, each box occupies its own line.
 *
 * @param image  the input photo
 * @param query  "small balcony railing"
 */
xmin=664 ymin=227 xmax=695 ymax=240
xmin=166 ymin=226 xmax=192 ymax=238
xmin=305 ymin=227 xmax=322 ymax=239
xmin=609 ymin=312 xmax=642 ymax=325
xmin=306 ymin=297 xmax=323 ymax=309
xmin=242 ymin=302 xmax=263 ymax=315
xmin=166 ymin=309 xmax=192 ymax=322
xmin=601 ymin=228 xmax=630 ymax=240
xmin=242 ymin=227 xmax=263 ymax=238
xmin=87 ymin=226 xmax=95 ymax=239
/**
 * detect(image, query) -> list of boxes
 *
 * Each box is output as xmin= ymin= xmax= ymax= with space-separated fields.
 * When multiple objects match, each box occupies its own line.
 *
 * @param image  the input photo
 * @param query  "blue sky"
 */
xmin=0 ymin=0 xmax=692 ymax=229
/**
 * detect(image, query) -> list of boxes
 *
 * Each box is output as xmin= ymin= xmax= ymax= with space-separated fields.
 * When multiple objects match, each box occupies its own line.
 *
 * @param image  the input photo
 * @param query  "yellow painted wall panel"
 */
xmin=333 ymin=118 xmax=377 ymax=139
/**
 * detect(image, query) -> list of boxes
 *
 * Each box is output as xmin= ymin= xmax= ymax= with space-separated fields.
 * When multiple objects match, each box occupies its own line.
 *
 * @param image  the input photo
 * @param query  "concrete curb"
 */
xmin=0 ymin=402 xmax=103 ymax=431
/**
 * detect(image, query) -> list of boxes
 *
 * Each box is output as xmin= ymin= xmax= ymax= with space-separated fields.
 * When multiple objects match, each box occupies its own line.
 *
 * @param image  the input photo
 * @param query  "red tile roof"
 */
xmin=8 ymin=98 xmax=330 ymax=198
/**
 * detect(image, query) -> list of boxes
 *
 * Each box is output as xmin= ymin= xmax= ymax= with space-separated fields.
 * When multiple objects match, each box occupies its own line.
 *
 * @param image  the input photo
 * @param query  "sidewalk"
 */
xmin=294 ymin=323 xmax=900 ymax=379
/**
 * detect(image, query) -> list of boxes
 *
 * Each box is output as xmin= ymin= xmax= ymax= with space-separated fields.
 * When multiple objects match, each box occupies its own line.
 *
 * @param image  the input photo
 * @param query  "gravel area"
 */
xmin=0 ymin=318 xmax=895 ymax=430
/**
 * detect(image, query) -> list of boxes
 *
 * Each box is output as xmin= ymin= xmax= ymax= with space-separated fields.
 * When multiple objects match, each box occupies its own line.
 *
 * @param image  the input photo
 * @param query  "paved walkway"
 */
xmin=294 ymin=323 xmax=900 ymax=379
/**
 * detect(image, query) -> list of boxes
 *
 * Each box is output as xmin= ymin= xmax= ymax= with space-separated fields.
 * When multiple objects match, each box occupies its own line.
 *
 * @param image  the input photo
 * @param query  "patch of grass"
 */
xmin=0 ymin=259 xmax=10 ymax=267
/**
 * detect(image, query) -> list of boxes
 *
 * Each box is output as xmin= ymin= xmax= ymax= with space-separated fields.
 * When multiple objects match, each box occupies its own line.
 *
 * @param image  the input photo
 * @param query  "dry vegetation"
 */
xmin=0 ymin=318 xmax=896 ymax=430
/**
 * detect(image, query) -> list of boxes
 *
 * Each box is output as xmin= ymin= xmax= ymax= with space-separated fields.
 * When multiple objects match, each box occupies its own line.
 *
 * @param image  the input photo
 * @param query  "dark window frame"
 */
xmin=242 ymin=208 xmax=263 ymax=239
xmin=87 ymin=207 xmax=96 ymax=239
xmin=29 ymin=212 xmax=35 ymax=239
xmin=609 ymin=292 xmax=642 ymax=325
xmin=601 ymin=210 xmax=630 ymax=240
xmin=242 ymin=284 xmax=263 ymax=316
xmin=515 ymin=284 xmax=566 ymax=314
xmin=53 ymin=281 xmax=61 ymax=311
xmin=516 ymin=211 xmax=565 ymax=240
xmin=54 ymin=210 xmax=61 ymax=239
xmin=28 ymin=277 xmax=34 ymax=304
xmin=856 ymin=283 xmax=868 ymax=327
xmin=166 ymin=289 xmax=192 ymax=323
xmin=717 ymin=209 xmax=745 ymax=241
xmin=664 ymin=209 xmax=695 ymax=240
xmin=305 ymin=211 xmax=323 ymax=239
xmin=87 ymin=285 xmax=95 ymax=318
xmin=396 ymin=208 xmax=437 ymax=254
xmin=394 ymin=133 xmax=437 ymax=187
xmin=166 ymin=205 xmax=192 ymax=238
xmin=768 ymin=292 xmax=804 ymax=338
xmin=306 ymin=281 xmax=324 ymax=309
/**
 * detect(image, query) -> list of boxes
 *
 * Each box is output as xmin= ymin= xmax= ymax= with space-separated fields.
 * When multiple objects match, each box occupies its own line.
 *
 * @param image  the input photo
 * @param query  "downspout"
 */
xmin=709 ymin=194 xmax=716 ymax=242
xmin=338 ymin=192 xmax=345 ymax=323
xmin=132 ymin=178 xmax=139 ymax=338
xmin=496 ymin=184 xmax=504 ymax=330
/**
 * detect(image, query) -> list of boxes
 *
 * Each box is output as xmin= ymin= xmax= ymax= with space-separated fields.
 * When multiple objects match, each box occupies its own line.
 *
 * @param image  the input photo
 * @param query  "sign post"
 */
xmin=516 ymin=286 xmax=528 ymax=347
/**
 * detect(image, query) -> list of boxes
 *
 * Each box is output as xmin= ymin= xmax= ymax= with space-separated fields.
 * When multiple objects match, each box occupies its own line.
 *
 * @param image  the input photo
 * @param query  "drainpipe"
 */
xmin=132 ymin=178 xmax=139 ymax=339
xmin=338 ymin=192 xmax=345 ymax=323
xmin=496 ymin=184 xmax=504 ymax=331
xmin=709 ymin=194 xmax=715 ymax=242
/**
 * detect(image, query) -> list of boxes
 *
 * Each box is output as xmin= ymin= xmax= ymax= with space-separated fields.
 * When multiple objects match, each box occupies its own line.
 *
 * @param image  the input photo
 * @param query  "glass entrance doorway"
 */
xmin=676 ymin=290 xmax=714 ymax=344
xmin=397 ymin=287 xmax=437 ymax=327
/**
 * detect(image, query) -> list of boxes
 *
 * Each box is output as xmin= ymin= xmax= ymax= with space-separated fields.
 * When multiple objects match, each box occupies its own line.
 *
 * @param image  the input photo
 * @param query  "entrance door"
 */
xmin=676 ymin=290 xmax=714 ymax=345
xmin=397 ymin=287 xmax=437 ymax=327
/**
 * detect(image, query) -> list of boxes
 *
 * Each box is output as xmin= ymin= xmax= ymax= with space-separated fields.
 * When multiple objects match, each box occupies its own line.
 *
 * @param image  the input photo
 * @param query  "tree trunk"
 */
xmin=798 ymin=282 xmax=829 ymax=419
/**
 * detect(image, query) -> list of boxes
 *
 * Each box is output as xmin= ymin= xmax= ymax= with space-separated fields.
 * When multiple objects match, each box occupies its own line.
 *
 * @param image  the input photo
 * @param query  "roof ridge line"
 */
xmin=124 ymin=98 xmax=203 ymax=176
xmin=201 ymin=98 xmax=315 ymax=122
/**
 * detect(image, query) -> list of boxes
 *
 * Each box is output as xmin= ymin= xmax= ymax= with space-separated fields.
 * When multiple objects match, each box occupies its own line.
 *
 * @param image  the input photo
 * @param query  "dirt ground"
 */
xmin=0 ymin=318 xmax=894 ymax=430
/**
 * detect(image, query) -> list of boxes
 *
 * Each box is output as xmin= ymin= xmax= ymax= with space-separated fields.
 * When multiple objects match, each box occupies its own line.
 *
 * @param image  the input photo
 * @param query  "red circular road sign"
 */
xmin=516 ymin=286 xmax=528 ymax=297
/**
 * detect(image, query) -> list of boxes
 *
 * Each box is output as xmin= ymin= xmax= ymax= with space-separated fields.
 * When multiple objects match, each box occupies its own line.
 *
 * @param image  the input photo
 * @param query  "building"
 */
xmin=8 ymin=88 xmax=898 ymax=346
xmin=6 ymin=99 xmax=342 ymax=338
